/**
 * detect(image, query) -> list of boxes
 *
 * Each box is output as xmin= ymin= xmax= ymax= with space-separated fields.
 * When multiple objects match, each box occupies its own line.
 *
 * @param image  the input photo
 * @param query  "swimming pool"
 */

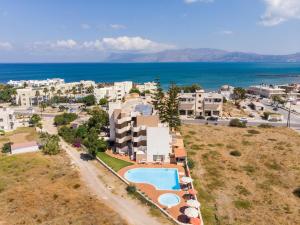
xmin=158 ymin=193 xmax=181 ymax=208
xmin=124 ymin=168 xmax=181 ymax=190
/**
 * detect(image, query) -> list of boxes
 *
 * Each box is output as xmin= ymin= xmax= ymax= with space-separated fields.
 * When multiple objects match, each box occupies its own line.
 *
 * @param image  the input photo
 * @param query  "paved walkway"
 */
xmin=42 ymin=117 xmax=166 ymax=225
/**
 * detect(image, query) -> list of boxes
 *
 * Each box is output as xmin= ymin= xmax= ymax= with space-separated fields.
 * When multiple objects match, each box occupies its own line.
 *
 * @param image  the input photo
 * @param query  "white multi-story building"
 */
xmin=248 ymin=85 xmax=286 ymax=98
xmin=179 ymin=90 xmax=223 ymax=117
xmin=94 ymin=81 xmax=133 ymax=103
xmin=136 ymin=82 xmax=157 ymax=93
xmin=0 ymin=107 xmax=17 ymax=131
xmin=8 ymin=78 xmax=65 ymax=88
xmin=109 ymin=99 xmax=171 ymax=163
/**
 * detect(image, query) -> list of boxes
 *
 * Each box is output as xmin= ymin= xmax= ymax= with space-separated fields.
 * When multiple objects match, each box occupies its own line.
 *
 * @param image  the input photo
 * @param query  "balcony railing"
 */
xmin=116 ymin=125 xmax=131 ymax=134
xmin=116 ymin=135 xmax=131 ymax=143
xmin=132 ymin=135 xmax=147 ymax=143
xmin=116 ymin=116 xmax=131 ymax=125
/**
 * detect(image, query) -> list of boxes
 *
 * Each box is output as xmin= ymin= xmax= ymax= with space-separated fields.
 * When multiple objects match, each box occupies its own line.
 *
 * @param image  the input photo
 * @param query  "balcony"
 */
xmin=116 ymin=135 xmax=131 ymax=143
xmin=116 ymin=116 xmax=131 ymax=125
xmin=116 ymin=145 xmax=129 ymax=153
xmin=132 ymin=125 xmax=146 ymax=133
xmin=116 ymin=125 xmax=131 ymax=134
xmin=132 ymin=135 xmax=147 ymax=143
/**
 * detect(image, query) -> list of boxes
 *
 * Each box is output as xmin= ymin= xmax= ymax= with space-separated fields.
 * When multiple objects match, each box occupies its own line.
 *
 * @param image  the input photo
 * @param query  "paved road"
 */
xmin=42 ymin=117 xmax=164 ymax=225
xmin=182 ymin=119 xmax=300 ymax=130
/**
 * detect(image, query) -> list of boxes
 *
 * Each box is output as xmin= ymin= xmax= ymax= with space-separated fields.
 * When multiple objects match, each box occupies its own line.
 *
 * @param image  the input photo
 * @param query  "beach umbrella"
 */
xmin=187 ymin=199 xmax=201 ymax=208
xmin=184 ymin=207 xmax=199 ymax=218
xmin=190 ymin=217 xmax=201 ymax=225
xmin=188 ymin=189 xmax=197 ymax=195
xmin=181 ymin=176 xmax=193 ymax=184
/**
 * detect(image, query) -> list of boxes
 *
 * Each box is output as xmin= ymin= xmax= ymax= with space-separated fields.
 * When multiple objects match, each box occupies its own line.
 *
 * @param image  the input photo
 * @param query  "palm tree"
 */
xmin=50 ymin=86 xmax=56 ymax=97
xmin=57 ymin=89 xmax=62 ymax=97
xmin=43 ymin=87 xmax=49 ymax=102
xmin=35 ymin=90 xmax=40 ymax=106
xmin=71 ymin=86 xmax=77 ymax=99
xmin=39 ymin=102 xmax=47 ymax=116
xmin=79 ymin=83 xmax=84 ymax=97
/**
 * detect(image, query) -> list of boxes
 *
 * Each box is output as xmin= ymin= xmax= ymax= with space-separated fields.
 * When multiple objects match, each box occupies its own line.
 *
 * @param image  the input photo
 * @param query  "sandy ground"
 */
xmin=182 ymin=124 xmax=300 ymax=225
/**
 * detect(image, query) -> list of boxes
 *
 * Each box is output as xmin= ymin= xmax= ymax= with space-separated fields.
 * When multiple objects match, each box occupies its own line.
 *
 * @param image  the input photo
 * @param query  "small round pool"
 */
xmin=158 ymin=193 xmax=180 ymax=208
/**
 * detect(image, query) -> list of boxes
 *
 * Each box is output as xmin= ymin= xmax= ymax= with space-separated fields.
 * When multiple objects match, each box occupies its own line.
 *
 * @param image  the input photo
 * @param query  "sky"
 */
xmin=0 ymin=0 xmax=300 ymax=62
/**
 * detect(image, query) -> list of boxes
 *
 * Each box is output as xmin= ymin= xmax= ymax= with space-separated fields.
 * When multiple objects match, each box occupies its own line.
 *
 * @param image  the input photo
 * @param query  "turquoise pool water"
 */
xmin=124 ymin=168 xmax=180 ymax=190
xmin=158 ymin=193 xmax=181 ymax=208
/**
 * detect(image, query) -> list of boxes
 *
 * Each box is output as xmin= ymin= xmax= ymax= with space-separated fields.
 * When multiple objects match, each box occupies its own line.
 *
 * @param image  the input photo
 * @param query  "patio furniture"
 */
xmin=184 ymin=207 xmax=199 ymax=218
xmin=181 ymin=176 xmax=193 ymax=184
xmin=187 ymin=199 xmax=201 ymax=208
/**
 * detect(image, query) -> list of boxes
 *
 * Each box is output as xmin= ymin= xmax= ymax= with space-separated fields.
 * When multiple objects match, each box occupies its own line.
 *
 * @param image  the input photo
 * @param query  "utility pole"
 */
xmin=287 ymin=99 xmax=292 ymax=128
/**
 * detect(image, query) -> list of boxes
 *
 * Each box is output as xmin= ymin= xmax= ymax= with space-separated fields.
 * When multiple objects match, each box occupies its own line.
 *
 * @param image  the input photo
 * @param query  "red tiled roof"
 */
xmin=190 ymin=217 xmax=201 ymax=225
xmin=11 ymin=141 xmax=38 ymax=150
xmin=174 ymin=148 xmax=187 ymax=158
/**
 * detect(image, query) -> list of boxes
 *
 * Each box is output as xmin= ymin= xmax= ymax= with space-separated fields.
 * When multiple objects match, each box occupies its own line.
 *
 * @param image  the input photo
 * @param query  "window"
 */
xmin=0 ymin=119 xmax=3 ymax=122
xmin=153 ymin=155 xmax=164 ymax=162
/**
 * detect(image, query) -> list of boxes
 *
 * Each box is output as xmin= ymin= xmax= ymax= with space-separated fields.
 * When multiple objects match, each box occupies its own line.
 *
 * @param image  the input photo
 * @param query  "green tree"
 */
xmin=84 ymin=128 xmax=107 ymax=157
xmin=86 ymin=85 xmax=94 ymax=94
xmin=50 ymin=86 xmax=56 ymax=96
xmin=0 ymin=85 xmax=17 ymax=103
xmin=29 ymin=114 xmax=41 ymax=127
xmin=152 ymin=78 xmax=166 ymax=121
xmin=87 ymin=108 xmax=109 ymax=131
xmin=80 ymin=95 xmax=96 ymax=106
xmin=180 ymin=83 xmax=201 ymax=93
xmin=165 ymin=83 xmax=181 ymax=130
xmin=99 ymin=98 xmax=108 ymax=106
xmin=35 ymin=90 xmax=40 ymax=105
xmin=56 ymin=89 xmax=62 ymax=97
xmin=2 ymin=142 xmax=12 ymax=153
xmin=42 ymin=134 xmax=60 ymax=155
xmin=233 ymin=87 xmax=247 ymax=105
xmin=271 ymin=95 xmax=286 ymax=107
xmin=54 ymin=113 xmax=78 ymax=126
xmin=39 ymin=102 xmax=47 ymax=116
xmin=43 ymin=87 xmax=49 ymax=101
xmin=129 ymin=88 xmax=141 ymax=95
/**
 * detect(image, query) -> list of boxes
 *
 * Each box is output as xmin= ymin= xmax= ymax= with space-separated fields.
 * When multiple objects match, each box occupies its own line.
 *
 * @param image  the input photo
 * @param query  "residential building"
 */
xmin=248 ymin=85 xmax=286 ymax=98
xmin=94 ymin=81 xmax=133 ymax=102
xmin=249 ymin=101 xmax=265 ymax=111
xmin=179 ymin=90 xmax=223 ymax=117
xmin=109 ymin=99 xmax=171 ymax=163
xmin=8 ymin=78 xmax=65 ymax=88
xmin=136 ymin=82 xmax=157 ymax=93
xmin=0 ymin=107 xmax=17 ymax=131
xmin=219 ymin=85 xmax=234 ymax=100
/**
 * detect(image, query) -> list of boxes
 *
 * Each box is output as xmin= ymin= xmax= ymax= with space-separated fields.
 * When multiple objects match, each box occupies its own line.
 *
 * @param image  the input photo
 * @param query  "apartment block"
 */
xmin=136 ymin=82 xmax=157 ymax=93
xmin=109 ymin=99 xmax=171 ymax=163
xmin=179 ymin=90 xmax=223 ymax=117
xmin=248 ymin=85 xmax=286 ymax=98
xmin=0 ymin=107 xmax=17 ymax=131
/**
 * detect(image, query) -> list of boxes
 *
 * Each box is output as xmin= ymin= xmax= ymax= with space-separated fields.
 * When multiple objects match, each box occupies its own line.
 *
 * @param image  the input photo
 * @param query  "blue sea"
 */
xmin=0 ymin=62 xmax=300 ymax=90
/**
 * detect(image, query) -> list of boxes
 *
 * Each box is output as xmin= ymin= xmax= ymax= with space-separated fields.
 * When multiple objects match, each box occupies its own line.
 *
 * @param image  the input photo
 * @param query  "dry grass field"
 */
xmin=0 ymin=127 xmax=38 ymax=148
xmin=0 ymin=152 xmax=127 ymax=225
xmin=223 ymin=102 xmax=248 ymax=118
xmin=182 ymin=124 xmax=300 ymax=225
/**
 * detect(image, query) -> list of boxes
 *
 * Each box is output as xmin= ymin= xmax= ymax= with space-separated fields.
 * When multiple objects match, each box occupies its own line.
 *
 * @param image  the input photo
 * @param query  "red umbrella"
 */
xmin=188 ymin=189 xmax=198 ymax=195
xmin=190 ymin=217 xmax=201 ymax=225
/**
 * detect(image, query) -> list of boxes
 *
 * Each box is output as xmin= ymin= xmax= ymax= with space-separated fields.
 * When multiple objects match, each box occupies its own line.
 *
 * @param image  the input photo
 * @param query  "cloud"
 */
xmin=184 ymin=0 xmax=214 ymax=4
xmin=110 ymin=24 xmax=127 ymax=30
xmin=219 ymin=30 xmax=233 ymax=35
xmin=0 ymin=42 xmax=13 ymax=50
xmin=83 ymin=36 xmax=175 ymax=52
xmin=260 ymin=0 xmax=300 ymax=26
xmin=81 ymin=24 xmax=91 ymax=29
xmin=32 ymin=39 xmax=78 ymax=50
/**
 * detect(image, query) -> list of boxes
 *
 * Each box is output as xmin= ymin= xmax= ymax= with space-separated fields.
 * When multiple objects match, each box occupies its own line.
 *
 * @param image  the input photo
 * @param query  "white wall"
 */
xmin=11 ymin=145 xmax=39 ymax=155
xmin=146 ymin=127 xmax=171 ymax=163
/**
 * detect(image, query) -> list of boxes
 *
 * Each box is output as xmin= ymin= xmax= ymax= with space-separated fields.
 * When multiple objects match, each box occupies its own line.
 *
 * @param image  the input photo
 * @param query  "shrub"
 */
xmin=187 ymin=158 xmax=195 ymax=169
xmin=99 ymin=98 xmax=108 ymax=106
xmin=235 ymin=185 xmax=251 ymax=196
xmin=80 ymin=95 xmax=96 ymax=106
xmin=258 ymin=124 xmax=274 ymax=129
xmin=247 ymin=129 xmax=260 ymax=135
xmin=1 ymin=142 xmax=12 ymax=153
xmin=126 ymin=185 xmax=137 ymax=194
xmin=54 ymin=113 xmax=78 ymax=126
xmin=229 ymin=119 xmax=246 ymax=128
xmin=129 ymin=88 xmax=140 ymax=95
xmin=293 ymin=187 xmax=300 ymax=198
xmin=230 ymin=150 xmax=241 ymax=157
xmin=234 ymin=199 xmax=252 ymax=209
xmin=42 ymin=134 xmax=60 ymax=155
xmin=29 ymin=114 xmax=41 ymax=127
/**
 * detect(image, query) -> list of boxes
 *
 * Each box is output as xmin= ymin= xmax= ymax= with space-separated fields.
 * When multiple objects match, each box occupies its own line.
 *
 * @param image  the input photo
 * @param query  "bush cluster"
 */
xmin=54 ymin=113 xmax=78 ymax=126
xmin=229 ymin=119 xmax=246 ymax=128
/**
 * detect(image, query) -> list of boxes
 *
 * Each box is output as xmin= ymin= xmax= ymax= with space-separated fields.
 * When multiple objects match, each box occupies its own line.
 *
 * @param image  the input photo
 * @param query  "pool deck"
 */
xmin=119 ymin=164 xmax=193 ymax=223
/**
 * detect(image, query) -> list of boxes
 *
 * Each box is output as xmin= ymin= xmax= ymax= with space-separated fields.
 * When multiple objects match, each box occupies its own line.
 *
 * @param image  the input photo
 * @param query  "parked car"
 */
xmin=207 ymin=116 xmax=218 ymax=121
xmin=273 ymin=107 xmax=278 ymax=111
xmin=239 ymin=117 xmax=248 ymax=123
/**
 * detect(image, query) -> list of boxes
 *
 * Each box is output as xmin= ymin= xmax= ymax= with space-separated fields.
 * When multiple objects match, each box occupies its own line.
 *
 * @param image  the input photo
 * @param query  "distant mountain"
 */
xmin=104 ymin=48 xmax=300 ymax=63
